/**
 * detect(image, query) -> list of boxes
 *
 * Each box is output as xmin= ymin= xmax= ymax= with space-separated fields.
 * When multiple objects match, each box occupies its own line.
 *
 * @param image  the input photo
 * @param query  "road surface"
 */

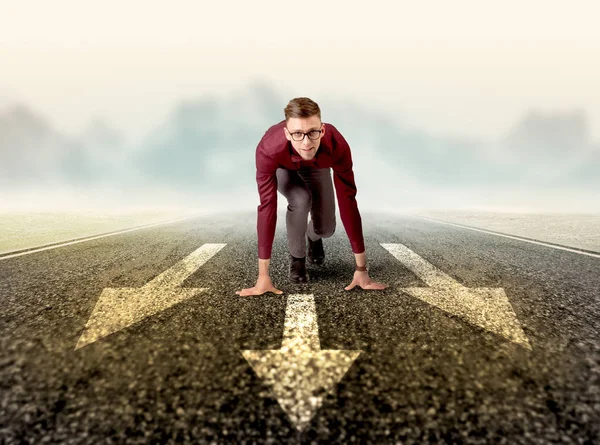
xmin=1 ymin=211 xmax=598 ymax=444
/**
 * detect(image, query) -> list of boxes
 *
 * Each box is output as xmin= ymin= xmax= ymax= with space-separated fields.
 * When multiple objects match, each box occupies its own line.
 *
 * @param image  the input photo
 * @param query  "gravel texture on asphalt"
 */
xmin=1 ymin=211 xmax=598 ymax=444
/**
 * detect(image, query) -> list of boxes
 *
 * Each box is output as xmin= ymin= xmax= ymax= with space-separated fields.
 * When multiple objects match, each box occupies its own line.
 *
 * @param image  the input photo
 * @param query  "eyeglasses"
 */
xmin=287 ymin=128 xmax=323 ymax=141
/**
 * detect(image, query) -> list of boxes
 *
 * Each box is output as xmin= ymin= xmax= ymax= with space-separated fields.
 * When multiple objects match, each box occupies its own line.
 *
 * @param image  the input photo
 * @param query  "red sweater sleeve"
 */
xmin=256 ymin=142 xmax=279 ymax=260
xmin=330 ymin=127 xmax=366 ymax=254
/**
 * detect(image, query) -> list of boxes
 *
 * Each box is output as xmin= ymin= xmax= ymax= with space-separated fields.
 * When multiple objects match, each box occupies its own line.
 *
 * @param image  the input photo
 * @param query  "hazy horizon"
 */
xmin=2 ymin=81 xmax=599 ymax=214
xmin=1 ymin=88 xmax=598 ymax=150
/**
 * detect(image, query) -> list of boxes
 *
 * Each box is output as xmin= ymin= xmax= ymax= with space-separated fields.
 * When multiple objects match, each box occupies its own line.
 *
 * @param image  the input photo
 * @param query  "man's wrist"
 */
xmin=353 ymin=250 xmax=367 ymax=271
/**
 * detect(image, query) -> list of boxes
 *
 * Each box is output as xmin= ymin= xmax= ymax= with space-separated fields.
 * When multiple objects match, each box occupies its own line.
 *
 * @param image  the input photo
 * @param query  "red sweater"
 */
xmin=255 ymin=119 xmax=365 ymax=260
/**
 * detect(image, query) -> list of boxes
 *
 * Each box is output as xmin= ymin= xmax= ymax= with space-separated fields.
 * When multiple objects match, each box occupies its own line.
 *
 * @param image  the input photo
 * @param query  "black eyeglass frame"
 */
xmin=286 ymin=127 xmax=323 ymax=141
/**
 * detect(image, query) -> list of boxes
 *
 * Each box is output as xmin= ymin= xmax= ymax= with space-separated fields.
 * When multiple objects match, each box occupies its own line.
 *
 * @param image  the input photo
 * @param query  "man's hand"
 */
xmin=344 ymin=270 xmax=388 ymax=291
xmin=235 ymin=275 xmax=283 ymax=296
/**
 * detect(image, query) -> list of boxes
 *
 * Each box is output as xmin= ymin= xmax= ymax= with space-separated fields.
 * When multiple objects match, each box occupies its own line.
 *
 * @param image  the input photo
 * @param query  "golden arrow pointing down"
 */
xmin=242 ymin=294 xmax=362 ymax=431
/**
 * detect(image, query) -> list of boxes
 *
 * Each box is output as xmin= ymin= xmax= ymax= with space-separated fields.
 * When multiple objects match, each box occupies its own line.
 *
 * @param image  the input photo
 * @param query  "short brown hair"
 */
xmin=284 ymin=97 xmax=321 ymax=121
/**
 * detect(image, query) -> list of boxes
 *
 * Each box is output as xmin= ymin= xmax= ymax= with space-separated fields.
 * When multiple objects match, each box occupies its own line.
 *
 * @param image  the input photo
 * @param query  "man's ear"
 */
xmin=283 ymin=127 xmax=291 ymax=141
xmin=321 ymin=123 xmax=326 ymax=137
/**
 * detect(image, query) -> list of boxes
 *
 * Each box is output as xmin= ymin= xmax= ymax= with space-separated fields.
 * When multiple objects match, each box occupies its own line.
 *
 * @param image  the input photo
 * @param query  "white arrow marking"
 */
xmin=76 ymin=243 xmax=226 ymax=350
xmin=242 ymin=294 xmax=361 ymax=431
xmin=380 ymin=243 xmax=531 ymax=350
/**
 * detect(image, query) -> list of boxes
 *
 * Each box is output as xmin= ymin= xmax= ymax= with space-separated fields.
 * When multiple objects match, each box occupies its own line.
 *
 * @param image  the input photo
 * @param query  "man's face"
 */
xmin=284 ymin=116 xmax=326 ymax=161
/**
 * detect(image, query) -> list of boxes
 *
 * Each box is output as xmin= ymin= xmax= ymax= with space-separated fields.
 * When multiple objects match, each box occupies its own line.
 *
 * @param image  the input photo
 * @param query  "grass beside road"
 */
xmin=0 ymin=209 xmax=208 ymax=254
xmin=414 ymin=210 xmax=600 ymax=253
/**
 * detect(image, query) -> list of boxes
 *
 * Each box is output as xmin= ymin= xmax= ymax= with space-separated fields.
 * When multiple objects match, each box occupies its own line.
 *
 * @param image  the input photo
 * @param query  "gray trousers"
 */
xmin=276 ymin=166 xmax=337 ymax=258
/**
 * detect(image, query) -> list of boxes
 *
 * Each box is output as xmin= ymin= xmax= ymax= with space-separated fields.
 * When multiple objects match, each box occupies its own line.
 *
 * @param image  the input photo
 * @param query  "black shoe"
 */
xmin=307 ymin=235 xmax=325 ymax=266
xmin=289 ymin=255 xmax=309 ymax=283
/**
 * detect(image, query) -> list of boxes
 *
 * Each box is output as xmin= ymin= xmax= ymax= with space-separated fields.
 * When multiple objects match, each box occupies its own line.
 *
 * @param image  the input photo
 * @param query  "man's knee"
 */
xmin=288 ymin=189 xmax=312 ymax=212
xmin=315 ymin=221 xmax=336 ymax=238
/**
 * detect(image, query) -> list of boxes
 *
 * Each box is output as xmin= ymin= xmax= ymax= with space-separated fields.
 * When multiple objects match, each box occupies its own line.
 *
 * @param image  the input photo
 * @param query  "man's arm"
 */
xmin=235 ymin=142 xmax=283 ymax=296
xmin=330 ymin=126 xmax=366 ymax=263
xmin=256 ymin=143 xmax=279 ymax=261
xmin=329 ymin=125 xmax=388 ymax=291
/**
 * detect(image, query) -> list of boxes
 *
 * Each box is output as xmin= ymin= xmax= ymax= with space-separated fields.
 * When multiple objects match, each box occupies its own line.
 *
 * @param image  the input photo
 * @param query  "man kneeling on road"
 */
xmin=236 ymin=97 xmax=388 ymax=296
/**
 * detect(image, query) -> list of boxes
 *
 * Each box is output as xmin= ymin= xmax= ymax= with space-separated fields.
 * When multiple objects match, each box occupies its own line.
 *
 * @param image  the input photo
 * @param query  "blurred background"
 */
xmin=1 ymin=0 xmax=599 ymax=214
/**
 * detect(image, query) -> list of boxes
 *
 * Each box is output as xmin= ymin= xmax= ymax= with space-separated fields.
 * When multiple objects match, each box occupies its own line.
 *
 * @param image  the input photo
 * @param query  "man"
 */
xmin=235 ymin=97 xmax=387 ymax=296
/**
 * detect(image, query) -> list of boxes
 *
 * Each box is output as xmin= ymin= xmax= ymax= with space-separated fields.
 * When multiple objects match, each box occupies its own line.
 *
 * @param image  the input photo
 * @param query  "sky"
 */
xmin=1 ymin=0 xmax=599 ymax=143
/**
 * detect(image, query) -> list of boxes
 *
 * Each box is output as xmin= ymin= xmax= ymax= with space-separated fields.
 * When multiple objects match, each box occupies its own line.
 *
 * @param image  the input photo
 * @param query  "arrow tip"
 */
xmin=75 ymin=287 xmax=205 ymax=350
xmin=243 ymin=349 xmax=361 ymax=430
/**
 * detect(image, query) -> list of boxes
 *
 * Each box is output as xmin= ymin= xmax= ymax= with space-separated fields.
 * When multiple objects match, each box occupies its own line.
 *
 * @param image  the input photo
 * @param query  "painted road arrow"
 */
xmin=242 ymin=294 xmax=361 ymax=431
xmin=76 ymin=243 xmax=226 ymax=350
xmin=380 ymin=243 xmax=531 ymax=350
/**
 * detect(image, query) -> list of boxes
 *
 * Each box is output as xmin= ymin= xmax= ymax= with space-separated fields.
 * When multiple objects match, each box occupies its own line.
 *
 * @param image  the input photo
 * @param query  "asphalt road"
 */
xmin=1 ymin=211 xmax=599 ymax=444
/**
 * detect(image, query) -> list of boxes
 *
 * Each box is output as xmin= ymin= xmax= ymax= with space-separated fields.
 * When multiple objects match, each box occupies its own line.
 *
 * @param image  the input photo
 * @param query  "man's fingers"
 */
xmin=364 ymin=282 xmax=388 ymax=290
xmin=237 ymin=286 xmax=284 ymax=296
